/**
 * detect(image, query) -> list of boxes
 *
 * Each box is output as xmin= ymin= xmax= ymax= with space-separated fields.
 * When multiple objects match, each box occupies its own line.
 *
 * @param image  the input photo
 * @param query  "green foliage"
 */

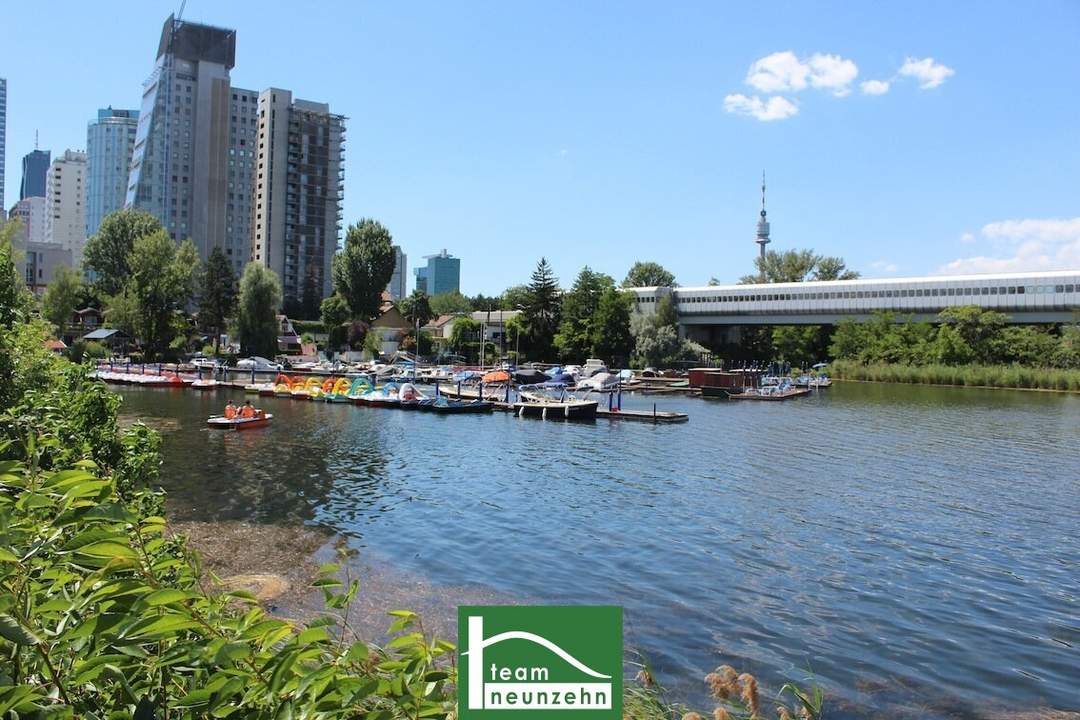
xmin=320 ymin=294 xmax=351 ymax=351
xmin=521 ymin=258 xmax=561 ymax=360
xmin=0 ymin=220 xmax=32 ymax=330
xmin=83 ymin=209 xmax=165 ymax=296
xmin=399 ymin=289 xmax=434 ymax=328
xmin=332 ymin=219 xmax=396 ymax=321
xmin=739 ymin=249 xmax=858 ymax=284
xmin=0 ymin=285 xmax=457 ymax=720
xmin=237 ymin=262 xmax=283 ymax=358
xmin=829 ymin=306 xmax=1080 ymax=372
xmin=830 ymin=359 xmax=1080 ymax=391
xmin=771 ymin=325 xmax=821 ymax=364
xmin=198 ymin=247 xmax=238 ymax=354
xmin=448 ymin=316 xmax=479 ymax=353
xmin=67 ymin=340 xmax=110 ymax=364
xmin=428 ymin=290 xmax=473 ymax=316
xmin=300 ymin=263 xmax=324 ymax=320
xmin=499 ymin=284 xmax=531 ymax=311
xmin=937 ymin=305 xmax=1008 ymax=364
xmin=591 ymin=287 xmax=634 ymax=362
xmin=554 ymin=267 xmax=615 ymax=361
xmin=118 ymin=232 xmax=200 ymax=360
xmin=41 ymin=266 xmax=84 ymax=334
xmin=623 ymin=261 xmax=676 ymax=288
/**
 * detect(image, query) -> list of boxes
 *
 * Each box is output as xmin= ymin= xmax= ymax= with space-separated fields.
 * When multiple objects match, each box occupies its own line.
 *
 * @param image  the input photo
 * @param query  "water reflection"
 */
xmin=117 ymin=383 xmax=1080 ymax=718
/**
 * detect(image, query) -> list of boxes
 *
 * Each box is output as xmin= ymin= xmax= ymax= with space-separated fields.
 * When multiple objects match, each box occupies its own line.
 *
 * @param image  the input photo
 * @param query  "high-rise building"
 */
xmin=0 ymin=77 xmax=7 ymax=213
xmin=87 ymin=108 xmax=138 ymax=237
xmin=45 ymin=150 xmax=88 ymax=265
xmin=126 ymin=15 xmax=253 ymax=268
xmin=251 ymin=88 xmax=344 ymax=304
xmin=415 ymin=250 xmax=460 ymax=296
xmin=386 ymin=245 xmax=407 ymax=300
xmin=7 ymin=196 xmax=47 ymax=248
xmin=20 ymin=149 xmax=50 ymax=200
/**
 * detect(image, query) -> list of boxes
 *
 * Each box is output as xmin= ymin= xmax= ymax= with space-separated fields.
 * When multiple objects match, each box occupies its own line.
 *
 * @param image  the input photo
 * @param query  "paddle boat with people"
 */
xmin=207 ymin=400 xmax=272 ymax=430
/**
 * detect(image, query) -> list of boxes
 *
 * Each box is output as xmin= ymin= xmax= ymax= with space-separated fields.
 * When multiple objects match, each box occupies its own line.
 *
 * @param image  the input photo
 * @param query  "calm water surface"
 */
xmin=116 ymin=382 xmax=1079 ymax=718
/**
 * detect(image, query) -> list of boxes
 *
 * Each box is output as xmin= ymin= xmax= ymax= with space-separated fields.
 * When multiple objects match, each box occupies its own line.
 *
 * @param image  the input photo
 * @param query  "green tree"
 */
xmin=0 ymin=219 xmax=31 ymax=329
xmin=937 ymin=305 xmax=1008 ymax=364
xmin=499 ymin=284 xmax=531 ymax=310
xmin=429 ymin=290 xmax=473 ymax=316
xmin=332 ymin=218 xmax=396 ymax=321
xmin=83 ymin=209 xmax=164 ymax=295
xmin=237 ymin=262 xmax=283 ymax=358
xmin=521 ymin=258 xmax=561 ymax=360
xmin=590 ymin=287 xmax=633 ymax=361
xmin=931 ymin=324 xmax=974 ymax=365
xmin=41 ymin=265 xmax=83 ymax=335
xmin=739 ymin=249 xmax=859 ymax=284
xmin=654 ymin=294 xmax=678 ymax=328
xmin=554 ymin=267 xmax=614 ymax=361
xmin=623 ymin=261 xmax=676 ymax=288
xmin=771 ymin=325 xmax=820 ymax=365
xmin=320 ymin=293 xmax=351 ymax=351
xmin=505 ymin=313 xmax=527 ymax=360
xmin=399 ymin=289 xmax=434 ymax=328
xmin=198 ymin=247 xmax=238 ymax=355
xmin=125 ymin=232 xmax=200 ymax=359
xmin=448 ymin=316 xmax=480 ymax=354
xmin=300 ymin=263 xmax=323 ymax=320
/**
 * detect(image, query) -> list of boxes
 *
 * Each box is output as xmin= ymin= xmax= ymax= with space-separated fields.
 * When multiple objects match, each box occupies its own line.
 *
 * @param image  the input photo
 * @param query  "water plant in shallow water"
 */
xmin=625 ymin=659 xmax=823 ymax=720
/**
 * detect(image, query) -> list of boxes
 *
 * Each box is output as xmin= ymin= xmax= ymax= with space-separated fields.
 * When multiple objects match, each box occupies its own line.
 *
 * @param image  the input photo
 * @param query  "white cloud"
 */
xmin=898 ymin=56 xmax=955 ymax=89
xmin=746 ymin=51 xmax=810 ymax=92
xmin=745 ymin=51 xmax=858 ymax=97
xmin=870 ymin=260 xmax=899 ymax=273
xmin=807 ymin=53 xmax=859 ymax=96
xmin=960 ymin=232 xmax=975 ymax=244
xmin=723 ymin=93 xmax=799 ymax=121
xmin=557 ymin=148 xmax=568 ymax=157
xmin=938 ymin=217 xmax=1080 ymax=274
xmin=860 ymin=79 xmax=890 ymax=95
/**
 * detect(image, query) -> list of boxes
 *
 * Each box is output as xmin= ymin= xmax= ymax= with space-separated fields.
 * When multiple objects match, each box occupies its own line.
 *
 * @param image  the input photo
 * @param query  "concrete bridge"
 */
xmin=628 ymin=269 xmax=1080 ymax=342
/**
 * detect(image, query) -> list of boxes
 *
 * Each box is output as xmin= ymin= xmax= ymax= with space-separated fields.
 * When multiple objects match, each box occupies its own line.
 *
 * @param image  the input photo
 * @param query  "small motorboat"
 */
xmin=191 ymin=378 xmax=219 ymax=390
xmin=514 ymin=383 xmax=598 ymax=420
xmin=397 ymin=382 xmax=430 ymax=410
xmin=422 ymin=397 xmax=493 ymax=414
xmin=206 ymin=413 xmax=273 ymax=430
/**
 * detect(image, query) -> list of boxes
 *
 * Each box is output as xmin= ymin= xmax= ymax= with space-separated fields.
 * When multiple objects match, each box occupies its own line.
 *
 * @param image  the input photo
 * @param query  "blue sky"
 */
xmin=2 ymin=1 xmax=1078 ymax=293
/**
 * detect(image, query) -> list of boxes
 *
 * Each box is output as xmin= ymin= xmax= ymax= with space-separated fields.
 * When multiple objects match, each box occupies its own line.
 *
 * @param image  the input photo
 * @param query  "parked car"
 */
xmin=235 ymin=356 xmax=283 ymax=372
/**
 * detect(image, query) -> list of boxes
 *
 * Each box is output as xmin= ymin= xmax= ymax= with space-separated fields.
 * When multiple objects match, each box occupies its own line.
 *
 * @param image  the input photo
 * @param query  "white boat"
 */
xmin=514 ymin=383 xmax=598 ymax=420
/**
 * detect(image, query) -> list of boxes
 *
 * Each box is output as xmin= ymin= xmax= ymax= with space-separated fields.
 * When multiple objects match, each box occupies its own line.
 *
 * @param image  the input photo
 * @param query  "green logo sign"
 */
xmin=458 ymin=605 xmax=623 ymax=720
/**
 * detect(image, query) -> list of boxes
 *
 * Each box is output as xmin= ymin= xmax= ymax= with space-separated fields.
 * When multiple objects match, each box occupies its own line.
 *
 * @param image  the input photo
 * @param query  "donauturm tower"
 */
xmin=755 ymin=171 xmax=770 ymax=261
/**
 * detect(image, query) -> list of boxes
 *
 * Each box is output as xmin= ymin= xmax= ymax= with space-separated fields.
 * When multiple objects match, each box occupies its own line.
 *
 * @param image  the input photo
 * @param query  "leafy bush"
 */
xmin=0 ymin=304 xmax=456 ymax=719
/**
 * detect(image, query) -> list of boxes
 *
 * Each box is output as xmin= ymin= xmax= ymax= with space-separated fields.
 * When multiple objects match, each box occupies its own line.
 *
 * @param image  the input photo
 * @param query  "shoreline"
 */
xmin=833 ymin=377 xmax=1080 ymax=394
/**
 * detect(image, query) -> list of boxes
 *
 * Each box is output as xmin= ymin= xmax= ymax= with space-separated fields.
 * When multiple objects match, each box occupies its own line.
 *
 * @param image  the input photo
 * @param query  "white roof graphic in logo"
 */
xmin=463 ymin=629 xmax=611 ymax=679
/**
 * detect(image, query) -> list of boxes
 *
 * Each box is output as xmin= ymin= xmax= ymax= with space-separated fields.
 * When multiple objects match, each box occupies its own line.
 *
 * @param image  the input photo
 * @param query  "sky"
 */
xmin=2 ymin=0 xmax=1079 ymax=294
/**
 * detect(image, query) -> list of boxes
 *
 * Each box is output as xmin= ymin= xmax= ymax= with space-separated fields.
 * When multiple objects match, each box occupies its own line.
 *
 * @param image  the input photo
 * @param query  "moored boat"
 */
xmin=513 ymin=383 xmax=598 ymax=420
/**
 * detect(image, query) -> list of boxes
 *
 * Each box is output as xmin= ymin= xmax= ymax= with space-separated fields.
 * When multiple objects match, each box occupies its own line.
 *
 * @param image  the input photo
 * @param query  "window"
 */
xmin=1067 ymin=285 xmax=1075 ymax=293
xmin=1055 ymin=285 xmax=1064 ymax=293
xmin=1008 ymin=287 xmax=1016 ymax=294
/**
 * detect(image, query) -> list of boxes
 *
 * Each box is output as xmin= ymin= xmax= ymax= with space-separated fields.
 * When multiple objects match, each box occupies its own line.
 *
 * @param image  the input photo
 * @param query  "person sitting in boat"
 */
xmin=224 ymin=401 xmax=238 ymax=419
xmin=240 ymin=400 xmax=256 ymax=419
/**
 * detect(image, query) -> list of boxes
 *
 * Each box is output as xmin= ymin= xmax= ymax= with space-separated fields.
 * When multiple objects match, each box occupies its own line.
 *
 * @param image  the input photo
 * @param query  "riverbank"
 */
xmin=829 ymin=359 xmax=1080 ymax=392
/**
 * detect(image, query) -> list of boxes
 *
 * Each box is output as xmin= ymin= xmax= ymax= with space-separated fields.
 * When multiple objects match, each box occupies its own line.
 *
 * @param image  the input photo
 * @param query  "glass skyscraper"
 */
xmin=20 ymin=149 xmax=50 ymax=200
xmin=87 ymin=109 xmax=138 ymax=237
xmin=415 ymin=250 xmax=461 ymax=296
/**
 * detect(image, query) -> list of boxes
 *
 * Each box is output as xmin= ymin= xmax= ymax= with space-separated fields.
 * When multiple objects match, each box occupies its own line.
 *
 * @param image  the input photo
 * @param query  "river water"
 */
xmin=115 ymin=382 xmax=1079 ymax=718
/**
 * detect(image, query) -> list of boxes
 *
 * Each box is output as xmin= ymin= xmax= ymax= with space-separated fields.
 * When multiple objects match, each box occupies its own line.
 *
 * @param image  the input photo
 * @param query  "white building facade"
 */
xmin=45 ymin=150 xmax=88 ymax=265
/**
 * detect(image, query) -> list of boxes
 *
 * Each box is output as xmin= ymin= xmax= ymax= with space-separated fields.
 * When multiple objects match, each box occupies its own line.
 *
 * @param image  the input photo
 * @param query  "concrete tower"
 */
xmin=755 ymin=171 xmax=770 ymax=261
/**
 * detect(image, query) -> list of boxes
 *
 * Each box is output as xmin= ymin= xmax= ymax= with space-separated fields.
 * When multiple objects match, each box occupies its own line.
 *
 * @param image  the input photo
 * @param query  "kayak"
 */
xmin=206 ymin=414 xmax=273 ymax=430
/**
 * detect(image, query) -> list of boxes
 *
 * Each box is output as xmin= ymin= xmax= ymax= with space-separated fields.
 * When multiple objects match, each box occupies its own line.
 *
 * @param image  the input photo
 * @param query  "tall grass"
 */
xmin=830 ymin=359 xmax=1080 ymax=392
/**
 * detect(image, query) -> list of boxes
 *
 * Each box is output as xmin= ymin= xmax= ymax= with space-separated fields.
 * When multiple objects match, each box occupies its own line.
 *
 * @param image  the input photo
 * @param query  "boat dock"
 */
xmin=477 ymin=400 xmax=688 ymax=423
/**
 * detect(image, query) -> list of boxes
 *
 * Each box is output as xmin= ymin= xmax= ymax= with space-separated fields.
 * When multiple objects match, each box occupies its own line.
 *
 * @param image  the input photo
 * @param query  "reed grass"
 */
xmin=830 ymin=360 xmax=1080 ymax=392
